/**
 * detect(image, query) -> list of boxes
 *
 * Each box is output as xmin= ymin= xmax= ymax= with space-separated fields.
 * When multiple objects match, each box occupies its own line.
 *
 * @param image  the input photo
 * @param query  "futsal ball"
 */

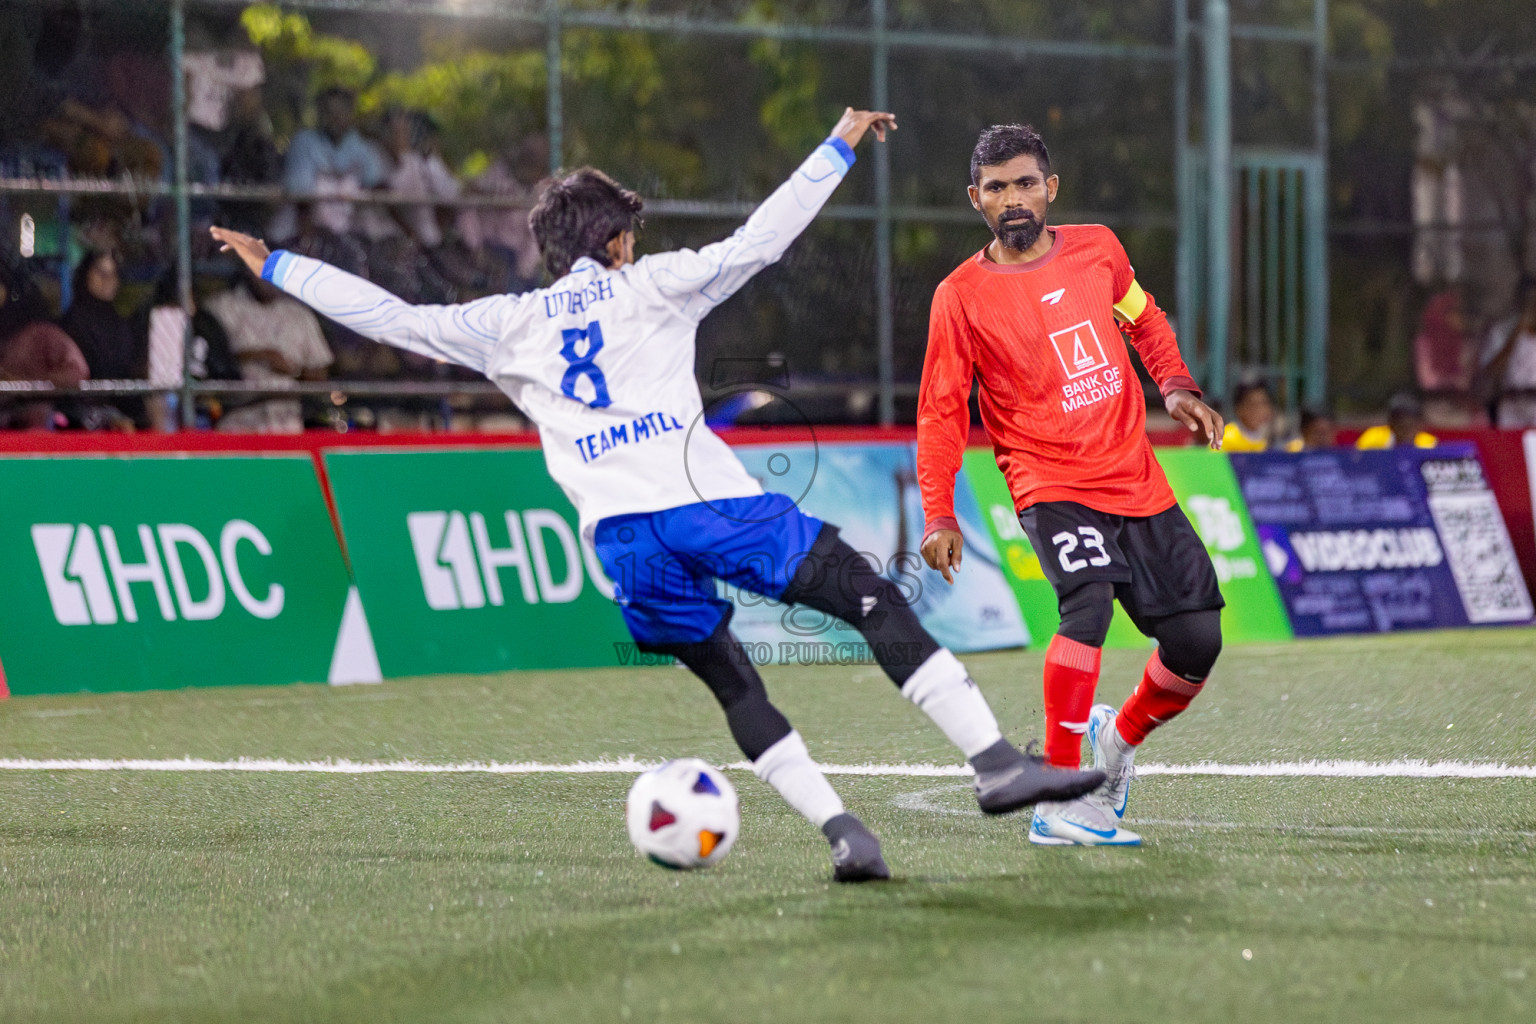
xmin=626 ymin=758 xmax=739 ymax=869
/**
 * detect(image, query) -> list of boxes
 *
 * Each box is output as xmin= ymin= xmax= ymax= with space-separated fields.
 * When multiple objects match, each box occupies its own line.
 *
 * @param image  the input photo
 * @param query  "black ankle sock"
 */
xmin=969 ymin=737 xmax=1022 ymax=773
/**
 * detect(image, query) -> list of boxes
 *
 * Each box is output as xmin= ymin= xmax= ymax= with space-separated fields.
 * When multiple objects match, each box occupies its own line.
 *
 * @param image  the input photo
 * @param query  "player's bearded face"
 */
xmin=993 ymin=206 xmax=1046 ymax=252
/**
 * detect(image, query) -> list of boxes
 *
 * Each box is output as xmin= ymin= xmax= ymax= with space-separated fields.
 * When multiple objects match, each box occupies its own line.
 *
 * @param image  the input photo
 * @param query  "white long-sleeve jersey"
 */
xmin=263 ymin=137 xmax=858 ymax=534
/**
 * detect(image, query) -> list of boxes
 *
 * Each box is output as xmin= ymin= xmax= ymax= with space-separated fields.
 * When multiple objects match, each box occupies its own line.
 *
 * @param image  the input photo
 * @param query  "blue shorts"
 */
xmin=592 ymin=493 xmax=827 ymax=648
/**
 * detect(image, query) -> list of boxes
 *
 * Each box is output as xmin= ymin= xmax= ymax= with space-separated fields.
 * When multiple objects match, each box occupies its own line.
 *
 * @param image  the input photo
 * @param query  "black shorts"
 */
xmin=1017 ymin=500 xmax=1225 ymax=632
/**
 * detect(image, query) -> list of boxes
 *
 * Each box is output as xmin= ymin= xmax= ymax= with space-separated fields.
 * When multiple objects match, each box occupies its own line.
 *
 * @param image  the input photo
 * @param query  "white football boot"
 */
xmin=1028 ymin=794 xmax=1142 ymax=846
xmin=1087 ymin=703 xmax=1135 ymax=819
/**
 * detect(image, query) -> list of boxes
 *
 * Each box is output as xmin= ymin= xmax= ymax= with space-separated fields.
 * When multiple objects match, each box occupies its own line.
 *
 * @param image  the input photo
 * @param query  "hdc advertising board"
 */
xmin=0 ymin=455 xmax=353 ymax=695
xmin=1231 ymin=445 xmax=1534 ymax=635
xmin=322 ymin=448 xmax=631 ymax=675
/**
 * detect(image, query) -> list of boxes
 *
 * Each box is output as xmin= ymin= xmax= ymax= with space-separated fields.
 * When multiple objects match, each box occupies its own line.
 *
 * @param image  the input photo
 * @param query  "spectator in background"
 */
xmin=1413 ymin=287 xmax=1482 ymax=426
xmin=59 ymin=249 xmax=145 ymax=426
xmin=182 ymin=27 xmax=265 ymax=141
xmin=1357 ymin=391 xmax=1438 ymax=449
xmin=137 ymin=270 xmax=241 ymax=430
xmin=1284 ymin=406 xmax=1337 ymax=451
xmin=269 ymin=86 xmax=384 ymax=272
xmin=1414 ymin=288 xmax=1473 ymax=393
xmin=40 ymin=97 xmax=164 ymax=180
xmin=363 ymin=108 xmax=459 ymax=303
xmin=459 ymin=133 xmax=549 ymax=293
xmin=1220 ymin=381 xmax=1276 ymax=452
xmin=0 ymin=257 xmax=90 ymax=429
xmin=1478 ymin=285 xmax=1536 ymax=429
xmin=205 ymin=268 xmax=332 ymax=434
xmin=383 ymin=109 xmax=460 ymax=251
xmin=220 ymin=86 xmax=282 ymax=186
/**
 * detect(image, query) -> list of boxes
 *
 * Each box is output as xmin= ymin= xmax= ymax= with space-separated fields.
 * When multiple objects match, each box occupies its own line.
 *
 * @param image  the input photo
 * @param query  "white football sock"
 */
xmin=752 ymin=730 xmax=845 ymax=827
xmin=900 ymin=649 xmax=1005 ymax=759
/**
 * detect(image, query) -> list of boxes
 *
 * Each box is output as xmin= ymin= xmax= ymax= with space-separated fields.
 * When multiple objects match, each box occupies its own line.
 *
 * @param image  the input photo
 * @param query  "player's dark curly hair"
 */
xmin=970 ymin=124 xmax=1051 ymax=186
xmin=530 ymin=168 xmax=645 ymax=280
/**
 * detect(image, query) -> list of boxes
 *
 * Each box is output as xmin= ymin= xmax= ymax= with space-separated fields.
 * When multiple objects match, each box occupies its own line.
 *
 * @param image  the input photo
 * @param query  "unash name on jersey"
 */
xmin=261 ymin=137 xmax=859 ymax=533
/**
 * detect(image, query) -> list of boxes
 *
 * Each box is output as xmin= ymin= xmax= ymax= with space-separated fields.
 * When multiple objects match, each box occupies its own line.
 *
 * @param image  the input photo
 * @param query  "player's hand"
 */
xmin=830 ymin=107 xmax=898 ymax=148
xmin=920 ymin=528 xmax=964 ymax=585
xmin=1166 ymin=389 xmax=1224 ymax=450
xmin=210 ymin=226 xmax=272 ymax=278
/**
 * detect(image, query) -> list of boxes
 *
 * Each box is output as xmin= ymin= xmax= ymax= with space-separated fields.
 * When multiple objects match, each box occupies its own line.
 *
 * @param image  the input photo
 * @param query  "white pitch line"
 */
xmin=892 ymin=786 xmax=1536 ymax=838
xmin=0 ymin=757 xmax=1532 ymax=778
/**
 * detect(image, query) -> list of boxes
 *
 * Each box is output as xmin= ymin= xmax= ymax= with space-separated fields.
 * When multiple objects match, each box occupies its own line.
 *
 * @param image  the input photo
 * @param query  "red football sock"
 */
xmin=1116 ymin=649 xmax=1205 ymax=746
xmin=1042 ymin=635 xmax=1101 ymax=768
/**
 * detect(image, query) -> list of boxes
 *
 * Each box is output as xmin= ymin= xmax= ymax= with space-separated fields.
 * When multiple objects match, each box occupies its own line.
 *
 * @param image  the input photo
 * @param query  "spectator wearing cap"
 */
xmin=1356 ymin=392 xmax=1438 ymax=449
xmin=1221 ymin=382 xmax=1276 ymax=452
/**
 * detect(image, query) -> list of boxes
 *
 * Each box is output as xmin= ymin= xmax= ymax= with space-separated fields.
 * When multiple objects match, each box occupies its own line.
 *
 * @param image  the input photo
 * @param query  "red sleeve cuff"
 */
xmin=1160 ymin=375 xmax=1201 ymax=399
xmin=922 ymin=516 xmax=961 ymax=543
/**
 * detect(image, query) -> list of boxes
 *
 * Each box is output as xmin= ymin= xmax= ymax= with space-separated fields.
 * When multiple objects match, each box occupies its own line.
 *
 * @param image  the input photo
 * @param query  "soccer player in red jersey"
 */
xmin=917 ymin=124 xmax=1227 ymax=846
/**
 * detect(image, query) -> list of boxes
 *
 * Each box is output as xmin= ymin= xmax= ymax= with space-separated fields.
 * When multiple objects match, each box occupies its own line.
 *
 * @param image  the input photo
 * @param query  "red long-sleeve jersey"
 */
xmin=918 ymin=224 xmax=1199 ymax=537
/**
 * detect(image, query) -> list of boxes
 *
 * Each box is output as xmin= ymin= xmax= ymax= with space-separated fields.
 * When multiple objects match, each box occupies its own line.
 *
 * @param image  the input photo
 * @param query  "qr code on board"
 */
xmin=1426 ymin=492 xmax=1535 ymax=623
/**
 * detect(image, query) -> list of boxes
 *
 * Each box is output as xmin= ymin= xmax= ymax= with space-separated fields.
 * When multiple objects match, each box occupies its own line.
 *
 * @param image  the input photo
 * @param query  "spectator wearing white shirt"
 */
xmin=1480 ymin=286 xmax=1536 ymax=428
xmin=205 ymin=271 xmax=333 ymax=434
xmin=139 ymin=271 xmax=240 ymax=431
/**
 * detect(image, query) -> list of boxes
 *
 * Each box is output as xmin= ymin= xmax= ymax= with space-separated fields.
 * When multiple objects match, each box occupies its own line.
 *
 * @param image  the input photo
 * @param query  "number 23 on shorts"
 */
xmin=1051 ymin=527 xmax=1113 ymax=573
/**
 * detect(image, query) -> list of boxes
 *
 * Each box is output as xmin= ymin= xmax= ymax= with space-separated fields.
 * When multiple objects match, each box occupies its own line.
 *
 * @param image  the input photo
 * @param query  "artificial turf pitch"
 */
xmin=1 ymin=630 xmax=1533 ymax=1023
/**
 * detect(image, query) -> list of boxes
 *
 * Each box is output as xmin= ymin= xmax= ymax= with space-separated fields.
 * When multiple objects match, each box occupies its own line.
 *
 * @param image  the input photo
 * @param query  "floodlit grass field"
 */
xmin=2 ymin=630 xmax=1534 ymax=1023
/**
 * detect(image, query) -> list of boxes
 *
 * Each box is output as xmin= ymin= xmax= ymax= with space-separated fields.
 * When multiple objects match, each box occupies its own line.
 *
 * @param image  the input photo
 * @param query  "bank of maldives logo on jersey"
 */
xmin=1049 ymin=320 xmax=1109 ymax=379
xmin=1049 ymin=320 xmax=1124 ymax=413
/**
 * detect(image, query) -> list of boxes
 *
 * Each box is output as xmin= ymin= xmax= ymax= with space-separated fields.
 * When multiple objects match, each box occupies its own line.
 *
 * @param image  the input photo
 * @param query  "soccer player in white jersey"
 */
xmin=212 ymin=107 xmax=1102 ymax=882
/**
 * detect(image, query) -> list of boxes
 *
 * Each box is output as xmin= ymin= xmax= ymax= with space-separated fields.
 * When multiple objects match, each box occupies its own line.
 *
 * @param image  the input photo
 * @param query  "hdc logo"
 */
xmin=405 ymin=509 xmax=614 ymax=610
xmin=32 ymin=520 xmax=285 ymax=626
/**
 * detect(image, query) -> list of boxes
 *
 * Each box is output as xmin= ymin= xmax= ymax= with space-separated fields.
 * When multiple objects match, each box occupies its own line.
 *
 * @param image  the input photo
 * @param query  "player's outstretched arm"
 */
xmin=211 ymin=226 xmax=512 ymax=375
xmin=640 ymin=107 xmax=896 ymax=321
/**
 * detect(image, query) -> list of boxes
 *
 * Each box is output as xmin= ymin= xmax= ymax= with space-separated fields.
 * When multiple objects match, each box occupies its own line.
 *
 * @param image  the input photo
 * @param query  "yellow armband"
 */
xmin=1113 ymin=279 xmax=1149 ymax=324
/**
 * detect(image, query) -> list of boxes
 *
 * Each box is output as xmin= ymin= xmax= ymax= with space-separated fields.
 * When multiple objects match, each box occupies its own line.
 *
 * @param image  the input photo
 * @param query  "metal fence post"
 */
xmin=546 ymin=0 xmax=564 ymax=175
xmin=872 ymin=0 xmax=894 ymax=426
xmin=1305 ymin=0 xmax=1330 ymax=406
xmin=1204 ymin=0 xmax=1232 ymax=404
xmin=1174 ymin=0 xmax=1192 ymax=359
xmin=171 ymin=0 xmax=193 ymax=429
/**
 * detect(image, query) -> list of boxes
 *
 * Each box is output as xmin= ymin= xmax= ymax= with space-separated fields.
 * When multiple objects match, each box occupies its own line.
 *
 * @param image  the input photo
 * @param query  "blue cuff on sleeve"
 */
xmin=821 ymin=136 xmax=856 ymax=174
xmin=261 ymin=250 xmax=294 ymax=288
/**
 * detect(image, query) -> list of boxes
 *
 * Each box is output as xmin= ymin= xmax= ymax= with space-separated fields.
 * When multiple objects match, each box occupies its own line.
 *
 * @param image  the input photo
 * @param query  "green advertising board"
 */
xmin=323 ymin=448 xmax=630 ymax=675
xmin=962 ymin=450 xmax=1145 ymax=648
xmin=0 ymin=455 xmax=354 ymax=695
xmin=962 ymin=447 xmax=1292 ymax=648
xmin=1154 ymin=447 xmax=1292 ymax=644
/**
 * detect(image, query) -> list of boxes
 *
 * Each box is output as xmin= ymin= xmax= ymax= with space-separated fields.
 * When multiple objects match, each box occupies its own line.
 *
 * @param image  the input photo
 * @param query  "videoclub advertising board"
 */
xmin=1231 ymin=445 xmax=1534 ymax=635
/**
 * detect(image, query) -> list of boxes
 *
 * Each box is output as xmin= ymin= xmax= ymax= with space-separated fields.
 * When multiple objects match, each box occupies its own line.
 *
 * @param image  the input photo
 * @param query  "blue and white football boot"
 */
xmin=1027 ymin=795 xmax=1141 ymax=846
xmin=1087 ymin=703 xmax=1135 ymax=819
